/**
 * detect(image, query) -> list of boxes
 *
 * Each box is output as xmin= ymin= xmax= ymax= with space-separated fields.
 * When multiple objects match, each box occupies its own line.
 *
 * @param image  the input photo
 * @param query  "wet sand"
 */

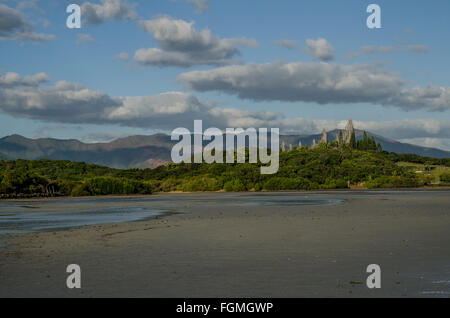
xmin=1 ymin=191 xmax=450 ymax=297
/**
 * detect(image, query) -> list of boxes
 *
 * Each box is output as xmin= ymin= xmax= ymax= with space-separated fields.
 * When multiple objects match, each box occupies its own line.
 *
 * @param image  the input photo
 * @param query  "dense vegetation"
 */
xmin=1 ymin=137 xmax=447 ymax=198
xmin=441 ymin=172 xmax=450 ymax=184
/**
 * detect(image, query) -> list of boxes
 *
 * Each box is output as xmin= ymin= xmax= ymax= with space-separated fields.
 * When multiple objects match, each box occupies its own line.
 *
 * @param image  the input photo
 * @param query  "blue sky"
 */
xmin=1 ymin=0 xmax=450 ymax=150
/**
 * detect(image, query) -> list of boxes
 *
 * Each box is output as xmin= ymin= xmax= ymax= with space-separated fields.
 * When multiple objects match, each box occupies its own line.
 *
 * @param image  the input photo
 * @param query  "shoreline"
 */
xmin=2 ymin=186 xmax=450 ymax=202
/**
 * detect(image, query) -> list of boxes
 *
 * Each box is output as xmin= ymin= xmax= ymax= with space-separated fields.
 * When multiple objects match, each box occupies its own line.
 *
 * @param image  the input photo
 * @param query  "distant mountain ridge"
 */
xmin=0 ymin=130 xmax=449 ymax=169
xmin=0 ymin=134 xmax=173 ymax=169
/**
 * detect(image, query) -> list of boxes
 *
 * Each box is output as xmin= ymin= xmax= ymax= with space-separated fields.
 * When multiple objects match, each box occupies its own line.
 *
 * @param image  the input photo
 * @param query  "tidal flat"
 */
xmin=0 ymin=191 xmax=449 ymax=297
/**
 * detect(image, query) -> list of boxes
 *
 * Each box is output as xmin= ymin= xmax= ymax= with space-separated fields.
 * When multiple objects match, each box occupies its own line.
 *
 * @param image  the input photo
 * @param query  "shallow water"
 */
xmin=0 ymin=193 xmax=343 ymax=235
xmin=2 ymin=190 xmax=450 ymax=236
xmin=0 ymin=206 xmax=164 ymax=235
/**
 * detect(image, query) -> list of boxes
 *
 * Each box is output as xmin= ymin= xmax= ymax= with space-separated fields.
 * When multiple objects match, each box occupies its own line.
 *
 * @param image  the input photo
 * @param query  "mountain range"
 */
xmin=0 ymin=130 xmax=448 ymax=169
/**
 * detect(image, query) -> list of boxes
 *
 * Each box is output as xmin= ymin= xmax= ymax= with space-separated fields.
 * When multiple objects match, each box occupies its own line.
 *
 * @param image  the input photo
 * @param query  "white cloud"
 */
xmin=135 ymin=16 xmax=259 ymax=67
xmin=0 ymin=72 xmax=50 ymax=88
xmin=304 ymin=38 xmax=334 ymax=61
xmin=350 ymin=44 xmax=430 ymax=58
xmin=2 ymin=72 xmax=450 ymax=151
xmin=178 ymin=61 xmax=405 ymax=104
xmin=399 ymin=138 xmax=450 ymax=151
xmin=352 ymin=119 xmax=450 ymax=139
xmin=81 ymin=0 xmax=138 ymax=25
xmin=17 ymin=0 xmax=44 ymax=13
xmin=391 ymin=86 xmax=450 ymax=112
xmin=0 ymin=3 xmax=54 ymax=41
xmin=115 ymin=52 xmax=130 ymax=61
xmin=0 ymin=72 xmax=326 ymax=131
xmin=178 ymin=61 xmax=450 ymax=112
xmin=76 ymin=33 xmax=95 ymax=44
xmin=134 ymin=48 xmax=224 ymax=67
xmin=84 ymin=131 xmax=130 ymax=142
xmin=0 ymin=79 xmax=121 ymax=123
xmin=274 ymin=39 xmax=298 ymax=49
xmin=186 ymin=0 xmax=209 ymax=13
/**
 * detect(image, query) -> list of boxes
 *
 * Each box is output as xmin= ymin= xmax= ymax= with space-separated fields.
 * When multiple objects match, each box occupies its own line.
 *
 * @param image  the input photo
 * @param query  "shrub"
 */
xmin=181 ymin=176 xmax=220 ymax=192
xmin=366 ymin=175 xmax=421 ymax=189
xmin=263 ymin=177 xmax=311 ymax=191
xmin=440 ymin=172 xmax=450 ymax=183
xmin=71 ymin=177 xmax=152 ymax=196
xmin=223 ymin=179 xmax=246 ymax=192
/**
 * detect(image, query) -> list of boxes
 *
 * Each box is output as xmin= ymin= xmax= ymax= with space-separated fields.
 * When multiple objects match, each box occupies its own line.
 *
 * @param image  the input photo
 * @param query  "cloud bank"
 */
xmin=0 ymin=3 xmax=54 ymax=41
xmin=0 ymin=72 xmax=276 ymax=130
xmin=2 ymin=72 xmax=450 ymax=151
xmin=81 ymin=0 xmax=138 ymax=25
xmin=304 ymin=38 xmax=334 ymax=61
xmin=177 ymin=61 xmax=450 ymax=112
xmin=135 ymin=16 xmax=258 ymax=67
xmin=0 ymin=72 xmax=50 ymax=88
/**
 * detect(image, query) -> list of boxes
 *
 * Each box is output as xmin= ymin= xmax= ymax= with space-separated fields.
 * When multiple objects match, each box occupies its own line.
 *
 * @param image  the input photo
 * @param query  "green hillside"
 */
xmin=1 ymin=141 xmax=449 ymax=198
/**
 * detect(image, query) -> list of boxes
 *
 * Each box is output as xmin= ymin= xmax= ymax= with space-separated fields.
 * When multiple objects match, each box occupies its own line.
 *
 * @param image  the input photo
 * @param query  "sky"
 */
xmin=1 ymin=0 xmax=450 ymax=150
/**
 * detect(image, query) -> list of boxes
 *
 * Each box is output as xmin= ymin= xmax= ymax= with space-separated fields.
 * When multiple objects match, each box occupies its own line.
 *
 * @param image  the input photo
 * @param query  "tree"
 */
xmin=350 ymin=131 xmax=356 ymax=149
xmin=377 ymin=142 xmax=383 ymax=152
xmin=363 ymin=131 xmax=369 ymax=150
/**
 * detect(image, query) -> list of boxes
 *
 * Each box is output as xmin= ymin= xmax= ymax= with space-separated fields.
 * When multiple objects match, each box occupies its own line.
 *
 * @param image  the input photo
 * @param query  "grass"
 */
xmin=397 ymin=162 xmax=450 ymax=183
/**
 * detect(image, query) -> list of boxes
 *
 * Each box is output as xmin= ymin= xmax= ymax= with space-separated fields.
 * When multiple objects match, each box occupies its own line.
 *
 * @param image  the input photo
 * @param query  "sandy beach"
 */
xmin=1 ymin=191 xmax=450 ymax=297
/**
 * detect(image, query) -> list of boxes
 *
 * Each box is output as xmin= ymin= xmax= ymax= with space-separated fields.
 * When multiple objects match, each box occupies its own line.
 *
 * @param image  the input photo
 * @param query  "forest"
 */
xmin=0 ymin=137 xmax=449 ymax=198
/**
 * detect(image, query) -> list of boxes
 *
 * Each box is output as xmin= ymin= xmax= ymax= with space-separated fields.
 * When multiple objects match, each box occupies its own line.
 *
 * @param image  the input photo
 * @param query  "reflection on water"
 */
xmin=0 ymin=206 xmax=163 ymax=235
xmin=422 ymin=279 xmax=450 ymax=296
xmin=0 ymin=193 xmax=343 ymax=235
xmin=422 ymin=291 xmax=450 ymax=295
